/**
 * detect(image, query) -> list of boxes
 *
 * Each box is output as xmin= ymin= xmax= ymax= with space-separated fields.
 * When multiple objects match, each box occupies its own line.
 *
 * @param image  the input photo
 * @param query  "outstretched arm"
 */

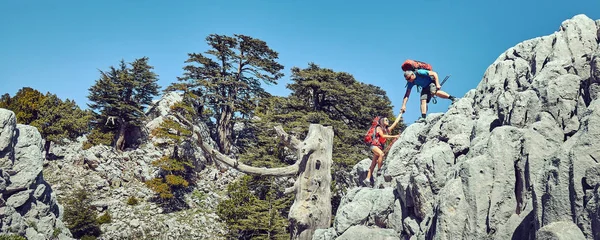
xmin=388 ymin=112 xmax=403 ymax=132
xmin=377 ymin=126 xmax=399 ymax=139
xmin=401 ymin=87 xmax=411 ymax=113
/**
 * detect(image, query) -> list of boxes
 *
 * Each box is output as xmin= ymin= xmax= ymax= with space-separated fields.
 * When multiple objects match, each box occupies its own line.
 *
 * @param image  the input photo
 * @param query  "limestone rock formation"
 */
xmin=314 ymin=14 xmax=600 ymax=240
xmin=0 ymin=108 xmax=74 ymax=240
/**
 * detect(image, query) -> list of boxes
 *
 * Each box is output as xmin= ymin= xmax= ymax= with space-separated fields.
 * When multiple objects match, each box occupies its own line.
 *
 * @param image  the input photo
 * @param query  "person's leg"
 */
xmin=374 ymin=146 xmax=385 ymax=170
xmin=431 ymin=81 xmax=457 ymax=102
xmin=418 ymin=87 xmax=430 ymax=121
xmin=366 ymin=146 xmax=379 ymax=180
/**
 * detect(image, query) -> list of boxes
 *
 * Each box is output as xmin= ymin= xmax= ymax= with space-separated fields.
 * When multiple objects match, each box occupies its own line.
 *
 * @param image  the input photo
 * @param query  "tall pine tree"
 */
xmin=177 ymin=34 xmax=284 ymax=155
xmin=87 ymin=57 xmax=160 ymax=151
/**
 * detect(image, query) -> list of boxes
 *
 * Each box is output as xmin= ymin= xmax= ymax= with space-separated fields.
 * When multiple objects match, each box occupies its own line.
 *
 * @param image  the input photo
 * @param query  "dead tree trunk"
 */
xmin=184 ymin=118 xmax=333 ymax=240
xmin=286 ymin=124 xmax=333 ymax=240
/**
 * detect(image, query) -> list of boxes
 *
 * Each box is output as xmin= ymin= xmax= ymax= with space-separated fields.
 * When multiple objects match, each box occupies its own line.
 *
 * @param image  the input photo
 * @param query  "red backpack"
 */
xmin=364 ymin=116 xmax=383 ymax=145
xmin=401 ymin=59 xmax=433 ymax=72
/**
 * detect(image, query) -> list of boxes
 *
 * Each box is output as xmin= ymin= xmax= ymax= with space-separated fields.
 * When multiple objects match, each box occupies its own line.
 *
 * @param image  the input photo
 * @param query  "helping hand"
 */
xmin=400 ymin=106 xmax=406 ymax=113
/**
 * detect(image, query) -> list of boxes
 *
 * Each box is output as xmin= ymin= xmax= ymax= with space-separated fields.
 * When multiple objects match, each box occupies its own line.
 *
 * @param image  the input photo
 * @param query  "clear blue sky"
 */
xmin=1 ymin=0 xmax=599 ymax=124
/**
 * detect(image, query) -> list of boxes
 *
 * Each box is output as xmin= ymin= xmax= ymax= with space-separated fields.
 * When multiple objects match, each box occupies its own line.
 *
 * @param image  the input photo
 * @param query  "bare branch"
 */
xmin=198 ymin=140 xmax=298 ymax=176
xmin=274 ymin=125 xmax=301 ymax=152
xmin=284 ymin=186 xmax=297 ymax=195
xmin=174 ymin=112 xmax=298 ymax=176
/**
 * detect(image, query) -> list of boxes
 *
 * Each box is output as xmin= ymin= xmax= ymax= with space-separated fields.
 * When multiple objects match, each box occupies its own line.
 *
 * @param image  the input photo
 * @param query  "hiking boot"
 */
xmin=376 ymin=168 xmax=383 ymax=177
xmin=450 ymin=96 xmax=459 ymax=104
xmin=362 ymin=178 xmax=372 ymax=188
xmin=415 ymin=117 xmax=427 ymax=123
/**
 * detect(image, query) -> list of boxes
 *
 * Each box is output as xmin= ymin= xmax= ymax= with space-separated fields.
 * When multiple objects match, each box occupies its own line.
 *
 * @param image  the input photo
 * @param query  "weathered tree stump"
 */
xmin=193 ymin=123 xmax=333 ymax=240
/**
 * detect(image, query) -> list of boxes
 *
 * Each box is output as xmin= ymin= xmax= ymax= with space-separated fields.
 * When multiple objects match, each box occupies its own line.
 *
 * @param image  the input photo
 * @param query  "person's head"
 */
xmin=379 ymin=117 xmax=389 ymax=127
xmin=404 ymin=71 xmax=415 ymax=82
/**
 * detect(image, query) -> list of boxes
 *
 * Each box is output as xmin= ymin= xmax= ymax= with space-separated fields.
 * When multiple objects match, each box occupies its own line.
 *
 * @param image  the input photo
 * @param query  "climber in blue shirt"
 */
xmin=401 ymin=69 xmax=458 ymax=123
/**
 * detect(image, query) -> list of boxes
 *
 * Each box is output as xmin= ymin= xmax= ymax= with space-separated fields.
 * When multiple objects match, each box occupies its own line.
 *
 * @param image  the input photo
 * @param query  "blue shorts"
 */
xmin=370 ymin=145 xmax=383 ymax=151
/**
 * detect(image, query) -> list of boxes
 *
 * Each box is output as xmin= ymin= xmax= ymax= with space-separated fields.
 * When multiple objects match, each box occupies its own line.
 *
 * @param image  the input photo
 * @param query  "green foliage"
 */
xmin=97 ymin=212 xmax=112 ymax=224
xmin=52 ymin=228 xmax=62 ymax=238
xmin=0 ymin=93 xmax=11 ymax=109
xmin=217 ymin=175 xmax=292 ymax=240
xmin=30 ymin=93 xmax=91 ymax=157
xmin=1 ymin=87 xmax=46 ymax=124
xmin=177 ymin=33 xmax=285 ymax=155
xmin=30 ymin=93 xmax=91 ymax=143
xmin=87 ymin=57 xmax=160 ymax=150
xmin=145 ymin=88 xmax=198 ymax=210
xmin=127 ymin=196 xmax=139 ymax=205
xmin=63 ymin=188 xmax=102 ymax=239
xmin=82 ymin=128 xmax=115 ymax=150
xmin=0 ymin=87 xmax=91 ymax=158
xmin=0 ymin=234 xmax=27 ymax=240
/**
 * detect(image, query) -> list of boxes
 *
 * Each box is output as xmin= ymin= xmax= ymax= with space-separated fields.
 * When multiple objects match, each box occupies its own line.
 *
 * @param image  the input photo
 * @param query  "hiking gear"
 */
xmin=405 ymin=69 xmax=434 ymax=93
xmin=365 ymin=116 xmax=392 ymax=148
xmin=416 ymin=117 xmax=427 ymax=123
xmin=364 ymin=116 xmax=383 ymax=145
xmin=361 ymin=178 xmax=372 ymax=188
xmin=440 ymin=74 xmax=451 ymax=86
xmin=430 ymin=75 xmax=451 ymax=104
xmin=401 ymin=59 xmax=433 ymax=72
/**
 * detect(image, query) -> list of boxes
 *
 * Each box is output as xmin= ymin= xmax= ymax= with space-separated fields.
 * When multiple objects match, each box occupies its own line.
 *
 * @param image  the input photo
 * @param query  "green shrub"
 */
xmin=97 ymin=211 xmax=112 ymax=224
xmin=127 ymin=196 xmax=139 ymax=205
xmin=82 ymin=128 xmax=115 ymax=150
xmin=0 ymin=234 xmax=27 ymax=240
xmin=52 ymin=228 xmax=62 ymax=238
xmin=62 ymin=188 xmax=102 ymax=239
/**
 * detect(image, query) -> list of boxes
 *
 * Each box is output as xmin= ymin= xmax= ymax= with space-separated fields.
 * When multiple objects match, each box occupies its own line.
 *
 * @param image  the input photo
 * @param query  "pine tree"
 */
xmin=145 ymin=85 xmax=199 ymax=211
xmin=30 ymin=93 xmax=91 ymax=158
xmin=217 ymin=175 xmax=293 ymax=240
xmin=177 ymin=34 xmax=284 ymax=155
xmin=2 ymin=87 xmax=46 ymax=124
xmin=0 ymin=88 xmax=90 ymax=158
xmin=87 ymin=57 xmax=160 ymax=151
xmin=62 ymin=188 xmax=102 ymax=239
xmin=0 ymin=93 xmax=11 ymax=109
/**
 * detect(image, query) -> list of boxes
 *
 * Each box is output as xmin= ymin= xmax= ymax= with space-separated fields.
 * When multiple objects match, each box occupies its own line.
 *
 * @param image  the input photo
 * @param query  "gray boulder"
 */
xmin=0 ymin=108 xmax=74 ymax=239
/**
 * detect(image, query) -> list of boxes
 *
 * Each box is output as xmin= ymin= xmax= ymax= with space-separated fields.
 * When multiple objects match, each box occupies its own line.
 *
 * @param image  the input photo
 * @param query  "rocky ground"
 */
xmin=42 ymin=137 xmax=241 ymax=240
xmin=38 ymin=90 xmax=247 ymax=240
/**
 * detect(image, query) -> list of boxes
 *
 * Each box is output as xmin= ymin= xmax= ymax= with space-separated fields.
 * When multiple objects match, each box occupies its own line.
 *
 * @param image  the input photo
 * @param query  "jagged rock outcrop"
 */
xmin=0 ymin=109 xmax=74 ymax=240
xmin=314 ymin=14 xmax=600 ymax=240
